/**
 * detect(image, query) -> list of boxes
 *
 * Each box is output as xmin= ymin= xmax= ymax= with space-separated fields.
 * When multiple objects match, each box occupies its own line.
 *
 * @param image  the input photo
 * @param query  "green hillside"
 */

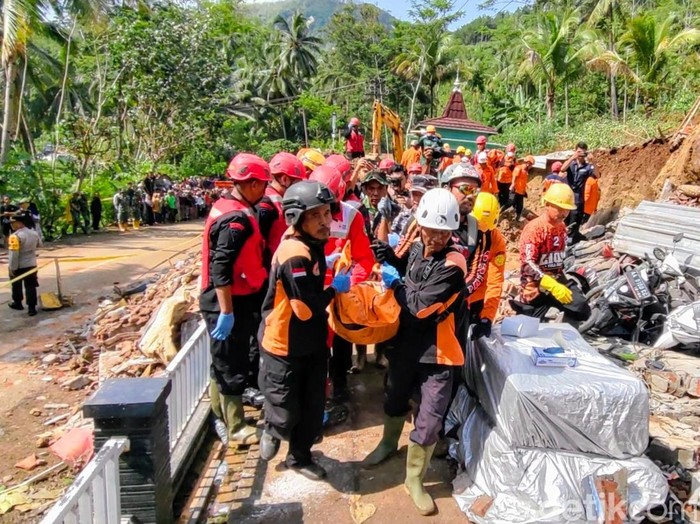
xmin=243 ymin=0 xmax=396 ymax=31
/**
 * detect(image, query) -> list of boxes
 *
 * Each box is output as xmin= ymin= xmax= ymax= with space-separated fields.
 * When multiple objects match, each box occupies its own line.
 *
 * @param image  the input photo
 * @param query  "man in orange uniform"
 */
xmin=200 ymin=153 xmax=271 ymax=446
xmin=511 ymin=155 xmax=534 ymax=221
xmin=476 ymin=152 xmax=497 ymax=194
xmin=583 ymin=174 xmax=600 ymax=223
xmin=518 ymin=184 xmax=591 ymax=320
xmin=258 ymin=180 xmax=351 ymax=479
xmin=466 ymin=192 xmax=506 ymax=338
xmin=496 ymin=151 xmax=515 ymax=208
xmin=401 ymin=140 xmax=422 ymax=169
xmin=310 ymin=164 xmax=375 ymax=401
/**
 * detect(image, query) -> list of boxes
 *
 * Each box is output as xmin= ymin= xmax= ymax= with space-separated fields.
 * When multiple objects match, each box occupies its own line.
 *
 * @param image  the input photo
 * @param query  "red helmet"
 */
xmin=379 ymin=158 xmax=396 ymax=171
xmin=506 ymin=142 xmax=516 ymax=153
xmin=408 ymin=162 xmax=423 ymax=174
xmin=551 ymin=161 xmax=563 ymax=173
xmin=325 ymin=154 xmax=352 ymax=182
xmin=309 ymin=164 xmax=346 ymax=200
xmin=476 ymin=135 xmax=487 ymax=145
xmin=269 ymin=152 xmax=307 ymax=180
xmin=226 ymin=153 xmax=271 ymax=182
xmin=350 ymin=117 xmax=360 ymax=127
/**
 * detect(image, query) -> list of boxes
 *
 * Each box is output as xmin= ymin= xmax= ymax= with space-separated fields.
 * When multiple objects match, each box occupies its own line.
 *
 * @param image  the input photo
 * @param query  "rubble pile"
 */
xmin=34 ymin=253 xmax=201 ymax=390
xmin=666 ymin=184 xmax=700 ymax=208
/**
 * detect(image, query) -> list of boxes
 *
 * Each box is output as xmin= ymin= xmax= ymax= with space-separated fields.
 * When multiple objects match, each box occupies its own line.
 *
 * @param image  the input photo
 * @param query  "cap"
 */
xmin=361 ymin=169 xmax=388 ymax=186
xmin=524 ymin=155 xmax=536 ymax=165
xmin=407 ymin=162 xmax=423 ymax=174
xmin=410 ymin=139 xmax=419 ymax=147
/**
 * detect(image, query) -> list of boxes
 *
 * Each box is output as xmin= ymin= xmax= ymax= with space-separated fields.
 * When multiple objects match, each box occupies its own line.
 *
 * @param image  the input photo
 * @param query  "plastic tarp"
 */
xmin=463 ymin=323 xmax=649 ymax=458
xmin=450 ymin=393 xmax=668 ymax=524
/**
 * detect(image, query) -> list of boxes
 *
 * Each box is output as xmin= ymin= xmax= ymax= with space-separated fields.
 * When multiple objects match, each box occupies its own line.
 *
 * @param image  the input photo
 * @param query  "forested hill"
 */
xmin=243 ymin=0 xmax=397 ymax=31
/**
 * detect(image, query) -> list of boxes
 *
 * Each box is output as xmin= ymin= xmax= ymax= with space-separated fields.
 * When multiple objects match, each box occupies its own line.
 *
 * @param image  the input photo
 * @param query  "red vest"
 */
xmin=346 ymin=131 xmax=364 ymax=154
xmin=264 ymin=186 xmax=287 ymax=258
xmin=201 ymin=198 xmax=267 ymax=296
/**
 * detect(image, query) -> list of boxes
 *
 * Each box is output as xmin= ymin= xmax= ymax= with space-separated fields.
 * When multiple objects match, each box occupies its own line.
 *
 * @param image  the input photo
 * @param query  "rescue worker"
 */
xmin=258 ymin=180 xmax=351 ymax=479
xmin=343 ymin=117 xmax=365 ymax=159
xmin=475 ymin=151 xmax=497 ymax=195
xmin=517 ymin=183 xmax=591 ymax=320
xmin=401 ymin=140 xmax=422 ymax=169
xmin=454 ymin=145 xmax=466 ymax=164
xmin=467 ymin=193 xmax=507 ymax=336
xmin=7 ymin=212 xmax=41 ymax=316
xmin=496 ymin=151 xmax=516 ymax=208
xmin=310 ymin=164 xmax=375 ymax=401
xmin=378 ymin=158 xmax=396 ymax=175
xmin=471 ymin=135 xmax=488 ymax=166
xmin=561 ymin=142 xmax=596 ymax=239
xmin=418 ymin=125 xmax=442 ymax=151
xmin=130 ymin=185 xmax=143 ymax=230
xmin=364 ymin=189 xmax=468 ymax=517
xmin=443 ymin=163 xmax=480 ymax=258
xmin=407 ymin=162 xmax=423 ymax=177
xmin=543 ymin=161 xmax=567 ymax=192
xmin=583 ymin=172 xmax=601 ymax=224
xmin=113 ymin=189 xmax=128 ymax=232
xmin=421 ymin=147 xmax=440 ymax=179
xmin=200 ymin=153 xmax=271 ymax=446
xmin=258 ymin=152 xmax=308 ymax=264
xmin=69 ymin=192 xmax=88 ymax=235
xmin=511 ymin=155 xmax=534 ymax=221
xmin=438 ymin=144 xmax=454 ymax=172
xmin=297 ymin=149 xmax=326 ymax=177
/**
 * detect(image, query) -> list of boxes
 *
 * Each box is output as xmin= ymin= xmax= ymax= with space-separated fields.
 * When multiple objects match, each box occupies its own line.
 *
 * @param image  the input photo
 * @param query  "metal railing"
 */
xmin=40 ymin=437 xmax=130 ymax=524
xmin=166 ymin=321 xmax=211 ymax=451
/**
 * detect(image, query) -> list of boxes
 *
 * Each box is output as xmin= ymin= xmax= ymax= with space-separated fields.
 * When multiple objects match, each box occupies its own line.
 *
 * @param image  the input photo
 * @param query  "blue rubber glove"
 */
xmin=325 ymin=252 xmax=342 ymax=268
xmin=331 ymin=269 xmax=351 ymax=293
xmin=211 ymin=312 xmax=234 ymax=341
xmin=381 ymin=263 xmax=400 ymax=288
xmin=388 ymin=232 xmax=400 ymax=248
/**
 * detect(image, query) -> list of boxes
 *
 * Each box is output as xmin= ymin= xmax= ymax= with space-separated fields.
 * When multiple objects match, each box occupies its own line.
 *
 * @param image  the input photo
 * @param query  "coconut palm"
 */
xmin=273 ymin=11 xmax=321 ymax=87
xmin=519 ymin=9 xmax=582 ymax=120
xmin=619 ymin=13 xmax=700 ymax=104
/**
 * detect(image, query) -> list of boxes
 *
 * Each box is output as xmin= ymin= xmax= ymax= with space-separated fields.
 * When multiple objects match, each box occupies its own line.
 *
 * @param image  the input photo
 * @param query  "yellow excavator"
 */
xmin=371 ymin=100 xmax=404 ymax=161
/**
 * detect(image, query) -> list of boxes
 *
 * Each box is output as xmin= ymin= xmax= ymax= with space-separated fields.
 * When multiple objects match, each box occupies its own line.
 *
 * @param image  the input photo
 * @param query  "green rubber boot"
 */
xmin=209 ymin=379 xmax=223 ymax=419
xmin=404 ymin=441 xmax=436 ymax=516
xmin=222 ymin=395 xmax=260 ymax=445
xmin=361 ymin=415 xmax=405 ymax=469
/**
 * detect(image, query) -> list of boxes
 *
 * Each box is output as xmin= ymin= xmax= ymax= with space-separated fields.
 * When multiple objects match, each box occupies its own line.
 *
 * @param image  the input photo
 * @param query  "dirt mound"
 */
xmin=653 ymin=124 xmax=700 ymax=192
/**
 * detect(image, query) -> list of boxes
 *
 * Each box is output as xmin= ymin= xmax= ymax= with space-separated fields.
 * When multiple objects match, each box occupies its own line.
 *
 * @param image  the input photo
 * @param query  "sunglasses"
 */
xmin=454 ymin=184 xmax=479 ymax=196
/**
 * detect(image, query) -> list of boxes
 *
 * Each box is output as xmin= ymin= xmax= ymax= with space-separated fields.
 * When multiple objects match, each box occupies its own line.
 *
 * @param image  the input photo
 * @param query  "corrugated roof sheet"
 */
xmin=612 ymin=201 xmax=700 ymax=276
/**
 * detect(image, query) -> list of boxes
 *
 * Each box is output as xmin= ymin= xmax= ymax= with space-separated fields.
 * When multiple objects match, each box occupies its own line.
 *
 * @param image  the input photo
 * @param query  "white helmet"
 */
xmin=477 ymin=151 xmax=488 ymax=164
xmin=415 ymin=188 xmax=460 ymax=231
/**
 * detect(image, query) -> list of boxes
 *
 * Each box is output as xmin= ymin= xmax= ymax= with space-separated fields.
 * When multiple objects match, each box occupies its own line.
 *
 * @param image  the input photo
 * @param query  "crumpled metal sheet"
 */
xmin=450 ymin=395 xmax=668 ymax=524
xmin=463 ymin=323 xmax=649 ymax=458
xmin=613 ymin=200 xmax=700 ymax=276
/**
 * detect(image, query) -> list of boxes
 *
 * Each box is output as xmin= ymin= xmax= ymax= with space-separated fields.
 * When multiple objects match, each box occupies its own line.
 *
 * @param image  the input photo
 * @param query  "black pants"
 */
xmin=71 ymin=212 xmax=87 ymax=234
xmin=260 ymin=349 xmax=328 ymax=466
xmin=92 ymin=213 xmax=101 ymax=231
xmin=349 ymin=152 xmax=364 ymax=159
xmin=497 ymin=182 xmax=510 ymax=208
xmin=11 ymin=266 xmax=38 ymax=309
xmin=384 ymin=356 xmax=454 ymax=446
xmin=521 ymin=276 xmax=591 ymax=321
xmin=514 ymin=193 xmax=525 ymax=219
xmin=202 ymin=294 xmax=258 ymax=397
xmin=330 ymin=334 xmax=353 ymax=392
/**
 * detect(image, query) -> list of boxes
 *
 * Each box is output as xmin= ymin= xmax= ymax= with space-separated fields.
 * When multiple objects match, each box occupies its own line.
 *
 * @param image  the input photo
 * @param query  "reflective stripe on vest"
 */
xmin=201 ymin=198 xmax=267 ymax=296
xmin=330 ymin=201 xmax=359 ymax=240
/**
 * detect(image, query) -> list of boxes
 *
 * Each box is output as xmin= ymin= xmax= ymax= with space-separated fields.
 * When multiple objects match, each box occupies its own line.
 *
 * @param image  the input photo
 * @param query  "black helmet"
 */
xmin=282 ymin=181 xmax=335 ymax=227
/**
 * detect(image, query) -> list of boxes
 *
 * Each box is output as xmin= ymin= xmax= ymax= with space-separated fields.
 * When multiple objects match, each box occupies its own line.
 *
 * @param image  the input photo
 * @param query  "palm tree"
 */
xmin=272 ymin=11 xmax=321 ymax=90
xmin=519 ymin=9 xmax=581 ymax=120
xmin=619 ymin=13 xmax=700 ymax=105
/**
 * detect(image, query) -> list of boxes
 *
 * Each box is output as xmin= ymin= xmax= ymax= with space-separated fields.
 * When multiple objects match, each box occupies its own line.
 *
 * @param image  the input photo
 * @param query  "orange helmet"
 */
xmin=309 ymin=164 xmax=346 ymax=201
xmin=524 ymin=155 xmax=536 ymax=165
xmin=226 ymin=153 xmax=271 ymax=182
xmin=297 ymin=149 xmax=325 ymax=173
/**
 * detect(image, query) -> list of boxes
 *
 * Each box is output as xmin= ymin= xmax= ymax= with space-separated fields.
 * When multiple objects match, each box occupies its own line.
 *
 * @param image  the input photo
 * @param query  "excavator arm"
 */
xmin=371 ymin=100 xmax=404 ymax=161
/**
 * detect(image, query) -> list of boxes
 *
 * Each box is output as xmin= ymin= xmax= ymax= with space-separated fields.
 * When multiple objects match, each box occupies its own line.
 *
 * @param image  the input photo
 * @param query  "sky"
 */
xmin=244 ymin=0 xmax=522 ymax=28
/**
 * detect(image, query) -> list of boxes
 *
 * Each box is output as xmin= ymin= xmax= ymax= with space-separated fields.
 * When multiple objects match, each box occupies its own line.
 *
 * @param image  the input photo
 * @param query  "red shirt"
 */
xmin=519 ymin=215 xmax=567 ymax=302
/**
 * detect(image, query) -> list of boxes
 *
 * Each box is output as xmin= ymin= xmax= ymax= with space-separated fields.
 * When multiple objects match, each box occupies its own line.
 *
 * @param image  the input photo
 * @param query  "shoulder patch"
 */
xmin=494 ymin=253 xmax=506 ymax=267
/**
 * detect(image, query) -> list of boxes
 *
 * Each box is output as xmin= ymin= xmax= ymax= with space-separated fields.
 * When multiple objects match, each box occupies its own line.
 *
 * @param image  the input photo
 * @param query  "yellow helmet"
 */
xmin=426 ymin=125 xmax=436 ymax=133
xmin=542 ymin=183 xmax=576 ymax=210
xmin=297 ymin=149 xmax=325 ymax=173
xmin=471 ymin=192 xmax=500 ymax=232
xmin=456 ymin=146 xmax=466 ymax=154
xmin=465 ymin=148 xmax=473 ymax=157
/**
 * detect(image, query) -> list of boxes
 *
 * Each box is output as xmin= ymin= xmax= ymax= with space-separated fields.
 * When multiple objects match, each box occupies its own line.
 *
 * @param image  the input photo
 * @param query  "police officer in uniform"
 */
xmin=8 ymin=212 xmax=42 ymax=316
xmin=363 ymin=189 xmax=468 ymax=516
xmin=199 ymin=153 xmax=271 ymax=446
xmin=258 ymin=181 xmax=351 ymax=480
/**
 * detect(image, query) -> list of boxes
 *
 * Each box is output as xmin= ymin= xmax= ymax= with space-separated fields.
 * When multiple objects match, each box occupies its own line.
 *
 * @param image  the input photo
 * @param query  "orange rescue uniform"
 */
xmin=511 ymin=165 xmax=529 ymax=195
xmin=584 ymin=176 xmax=600 ymax=216
xmin=477 ymin=164 xmax=498 ymax=194
xmin=466 ymin=228 xmax=507 ymax=322
xmin=519 ymin=214 xmax=567 ymax=303
xmin=401 ymin=147 xmax=422 ymax=169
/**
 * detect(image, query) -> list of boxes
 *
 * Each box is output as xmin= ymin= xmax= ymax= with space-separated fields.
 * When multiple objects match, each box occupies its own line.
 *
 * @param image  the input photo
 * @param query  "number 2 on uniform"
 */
xmin=552 ymin=236 xmax=561 ymax=248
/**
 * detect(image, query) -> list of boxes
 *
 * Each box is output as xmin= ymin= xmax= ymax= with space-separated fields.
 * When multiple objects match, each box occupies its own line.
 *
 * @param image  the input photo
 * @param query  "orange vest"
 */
xmin=201 ymin=198 xmax=267 ymax=296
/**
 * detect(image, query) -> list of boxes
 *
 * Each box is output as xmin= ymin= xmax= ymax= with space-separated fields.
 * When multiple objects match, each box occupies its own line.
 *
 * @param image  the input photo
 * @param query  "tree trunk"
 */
xmin=1 ymin=61 xmax=18 ymax=164
xmin=546 ymin=83 xmax=555 ymax=120
xmin=610 ymin=73 xmax=619 ymax=120
xmin=405 ymin=67 xmax=425 ymax=147
xmin=564 ymin=82 xmax=569 ymax=128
